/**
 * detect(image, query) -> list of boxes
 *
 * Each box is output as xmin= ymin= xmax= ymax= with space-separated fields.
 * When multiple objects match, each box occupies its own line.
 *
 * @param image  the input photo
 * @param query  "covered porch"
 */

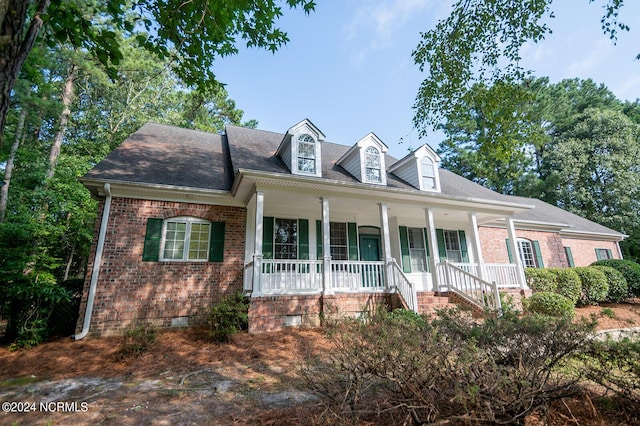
xmin=238 ymin=178 xmax=529 ymax=314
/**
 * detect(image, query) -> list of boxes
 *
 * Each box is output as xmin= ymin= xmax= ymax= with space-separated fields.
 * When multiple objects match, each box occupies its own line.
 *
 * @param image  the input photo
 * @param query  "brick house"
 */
xmin=75 ymin=120 xmax=625 ymax=337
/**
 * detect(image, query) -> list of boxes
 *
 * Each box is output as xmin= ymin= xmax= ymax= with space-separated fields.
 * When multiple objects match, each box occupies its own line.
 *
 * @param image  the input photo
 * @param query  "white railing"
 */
xmin=436 ymin=261 xmax=502 ymax=312
xmin=243 ymin=261 xmax=254 ymax=293
xmin=330 ymin=261 xmax=386 ymax=291
xmin=388 ymin=260 xmax=418 ymax=312
xmin=260 ymin=259 xmax=323 ymax=293
xmin=448 ymin=262 xmax=519 ymax=288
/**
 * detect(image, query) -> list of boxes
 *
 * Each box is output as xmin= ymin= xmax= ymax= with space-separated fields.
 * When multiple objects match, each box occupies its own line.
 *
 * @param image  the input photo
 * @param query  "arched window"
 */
xmin=517 ymin=238 xmax=538 ymax=268
xmin=364 ymin=146 xmax=381 ymax=183
xmin=297 ymin=134 xmax=316 ymax=174
xmin=421 ymin=157 xmax=436 ymax=189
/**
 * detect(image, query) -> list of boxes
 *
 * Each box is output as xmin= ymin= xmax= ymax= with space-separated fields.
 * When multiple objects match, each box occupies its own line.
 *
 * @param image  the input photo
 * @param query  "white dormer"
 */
xmin=388 ymin=143 xmax=442 ymax=192
xmin=276 ymin=119 xmax=325 ymax=177
xmin=336 ymin=133 xmax=388 ymax=185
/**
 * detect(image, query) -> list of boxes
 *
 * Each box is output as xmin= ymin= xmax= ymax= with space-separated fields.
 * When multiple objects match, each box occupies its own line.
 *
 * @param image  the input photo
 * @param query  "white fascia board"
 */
xmin=81 ymin=178 xmax=243 ymax=206
xmin=560 ymin=229 xmax=627 ymax=241
xmin=234 ymin=169 xmax=534 ymax=214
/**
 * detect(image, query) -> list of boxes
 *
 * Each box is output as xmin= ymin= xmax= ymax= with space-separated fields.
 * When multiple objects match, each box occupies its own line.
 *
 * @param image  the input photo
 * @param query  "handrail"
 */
xmin=389 ymin=260 xmax=418 ymax=313
xmin=437 ymin=261 xmax=502 ymax=312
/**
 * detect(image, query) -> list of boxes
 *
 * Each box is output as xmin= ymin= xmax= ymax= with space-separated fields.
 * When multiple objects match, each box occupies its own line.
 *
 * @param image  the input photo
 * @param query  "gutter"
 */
xmin=74 ymin=183 xmax=112 ymax=340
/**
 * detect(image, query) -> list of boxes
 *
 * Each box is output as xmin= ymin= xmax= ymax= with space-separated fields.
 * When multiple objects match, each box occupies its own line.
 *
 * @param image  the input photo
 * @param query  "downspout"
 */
xmin=74 ymin=183 xmax=112 ymax=340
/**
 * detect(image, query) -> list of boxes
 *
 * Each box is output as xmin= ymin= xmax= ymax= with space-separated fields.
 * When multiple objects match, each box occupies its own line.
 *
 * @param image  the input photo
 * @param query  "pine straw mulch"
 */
xmin=0 ymin=301 xmax=639 ymax=425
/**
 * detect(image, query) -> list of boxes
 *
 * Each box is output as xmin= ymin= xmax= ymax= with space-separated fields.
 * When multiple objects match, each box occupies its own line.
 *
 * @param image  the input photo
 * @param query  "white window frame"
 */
xmin=296 ymin=133 xmax=317 ymax=175
xmin=274 ymin=217 xmax=298 ymax=260
xmin=408 ymin=227 xmax=428 ymax=272
xmin=330 ymin=222 xmax=348 ymax=261
xmin=420 ymin=157 xmax=437 ymax=190
xmin=160 ymin=217 xmax=211 ymax=261
xmin=444 ymin=230 xmax=462 ymax=263
xmin=517 ymin=238 xmax=537 ymax=268
xmin=364 ymin=146 xmax=382 ymax=183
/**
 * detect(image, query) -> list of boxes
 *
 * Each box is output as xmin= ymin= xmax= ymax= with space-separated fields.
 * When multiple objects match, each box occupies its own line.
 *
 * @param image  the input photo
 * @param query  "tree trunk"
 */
xmin=0 ymin=0 xmax=50 ymax=149
xmin=46 ymin=63 xmax=77 ymax=180
xmin=0 ymin=107 xmax=25 ymax=222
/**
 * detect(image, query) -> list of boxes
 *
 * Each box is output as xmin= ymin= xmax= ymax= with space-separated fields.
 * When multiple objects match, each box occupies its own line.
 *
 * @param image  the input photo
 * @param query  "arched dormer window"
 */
xmin=421 ymin=157 xmax=436 ymax=189
xmin=297 ymin=134 xmax=316 ymax=174
xmin=364 ymin=146 xmax=381 ymax=183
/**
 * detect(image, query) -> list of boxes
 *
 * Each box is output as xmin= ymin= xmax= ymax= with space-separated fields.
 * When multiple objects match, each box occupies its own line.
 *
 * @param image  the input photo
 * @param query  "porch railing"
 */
xmin=436 ymin=261 xmax=502 ymax=312
xmin=330 ymin=261 xmax=386 ymax=291
xmin=448 ymin=262 xmax=519 ymax=288
xmin=260 ymin=259 xmax=323 ymax=294
xmin=388 ymin=260 xmax=418 ymax=312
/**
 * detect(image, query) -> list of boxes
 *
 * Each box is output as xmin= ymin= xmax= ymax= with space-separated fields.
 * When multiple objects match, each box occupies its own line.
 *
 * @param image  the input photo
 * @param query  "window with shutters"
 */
xmin=444 ymin=230 xmax=462 ymax=262
xmin=330 ymin=222 xmax=348 ymax=260
xmin=161 ymin=217 xmax=211 ymax=261
xmin=595 ymin=248 xmax=613 ymax=260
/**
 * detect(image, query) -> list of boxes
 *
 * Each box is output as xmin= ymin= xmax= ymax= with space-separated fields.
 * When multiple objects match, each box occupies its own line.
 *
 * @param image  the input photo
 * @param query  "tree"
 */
xmin=413 ymin=0 xmax=631 ymax=135
xmin=0 ymin=0 xmax=315 ymax=146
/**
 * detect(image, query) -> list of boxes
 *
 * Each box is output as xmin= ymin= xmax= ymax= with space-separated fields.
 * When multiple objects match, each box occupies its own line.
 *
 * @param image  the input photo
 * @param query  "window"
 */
xmin=595 ymin=248 xmax=613 ymax=260
xmin=297 ymin=134 xmax=316 ymax=174
xmin=408 ymin=228 xmax=428 ymax=272
xmin=161 ymin=218 xmax=211 ymax=261
xmin=274 ymin=218 xmax=298 ymax=259
xmin=364 ymin=146 xmax=381 ymax=183
xmin=517 ymin=238 xmax=537 ymax=268
xmin=444 ymin=230 xmax=462 ymax=262
xmin=421 ymin=157 xmax=436 ymax=189
xmin=330 ymin=222 xmax=348 ymax=260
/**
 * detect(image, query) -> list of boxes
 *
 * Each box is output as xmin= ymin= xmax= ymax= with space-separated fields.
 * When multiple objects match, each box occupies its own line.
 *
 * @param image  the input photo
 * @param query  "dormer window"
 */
xmin=421 ymin=157 xmax=436 ymax=189
xmin=297 ymin=134 xmax=316 ymax=174
xmin=364 ymin=146 xmax=381 ymax=183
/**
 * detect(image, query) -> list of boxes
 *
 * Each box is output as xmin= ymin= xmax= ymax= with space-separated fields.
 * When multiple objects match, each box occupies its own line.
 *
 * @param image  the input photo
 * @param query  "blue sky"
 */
xmin=215 ymin=1 xmax=640 ymax=158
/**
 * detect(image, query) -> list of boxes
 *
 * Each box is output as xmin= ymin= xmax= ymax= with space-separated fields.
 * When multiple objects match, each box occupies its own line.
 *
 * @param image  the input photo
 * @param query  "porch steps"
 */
xmin=415 ymin=292 xmax=456 ymax=316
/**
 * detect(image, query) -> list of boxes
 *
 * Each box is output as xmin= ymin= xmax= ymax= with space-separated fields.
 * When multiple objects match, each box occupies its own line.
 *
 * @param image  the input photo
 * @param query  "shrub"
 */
xmin=208 ymin=292 xmax=249 ymax=343
xmin=304 ymin=308 xmax=596 ymax=425
xmin=118 ymin=324 xmax=157 ymax=359
xmin=574 ymin=267 xmax=609 ymax=306
xmin=549 ymin=268 xmax=582 ymax=304
xmin=526 ymin=291 xmax=575 ymax=319
xmin=592 ymin=259 xmax=640 ymax=297
xmin=525 ymin=268 xmax=557 ymax=293
xmin=593 ymin=265 xmax=629 ymax=303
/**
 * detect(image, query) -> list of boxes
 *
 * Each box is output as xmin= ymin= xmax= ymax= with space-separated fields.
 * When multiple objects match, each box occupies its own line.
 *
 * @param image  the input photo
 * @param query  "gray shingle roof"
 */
xmin=83 ymin=123 xmax=233 ymax=191
xmin=84 ymin=122 xmax=623 ymax=238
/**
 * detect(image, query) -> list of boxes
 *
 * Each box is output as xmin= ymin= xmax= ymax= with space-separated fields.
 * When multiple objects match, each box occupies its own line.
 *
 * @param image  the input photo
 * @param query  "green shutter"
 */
xmin=398 ymin=226 xmax=411 ymax=273
xmin=348 ymin=222 xmax=358 ymax=260
xmin=595 ymin=249 xmax=603 ymax=261
xmin=532 ymin=240 xmax=544 ymax=268
xmin=564 ymin=246 xmax=575 ymax=267
xmin=209 ymin=221 xmax=225 ymax=262
xmin=436 ymin=229 xmax=447 ymax=261
xmin=458 ymin=230 xmax=469 ymax=262
xmin=142 ymin=218 xmax=163 ymax=261
xmin=263 ymin=216 xmax=274 ymax=259
xmin=606 ymin=249 xmax=613 ymax=259
xmin=316 ymin=220 xmax=323 ymax=259
xmin=506 ymin=239 xmax=514 ymax=263
xmin=299 ymin=219 xmax=309 ymax=260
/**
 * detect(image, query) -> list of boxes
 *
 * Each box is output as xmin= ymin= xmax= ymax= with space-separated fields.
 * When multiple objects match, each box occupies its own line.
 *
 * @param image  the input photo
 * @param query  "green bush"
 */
xmin=118 ymin=324 xmax=157 ymax=359
xmin=526 ymin=291 xmax=575 ymax=319
xmin=574 ymin=267 xmax=609 ymax=306
xmin=525 ymin=268 xmax=557 ymax=293
xmin=549 ymin=268 xmax=582 ymax=304
xmin=593 ymin=266 xmax=629 ymax=303
xmin=208 ymin=292 xmax=249 ymax=343
xmin=592 ymin=259 xmax=640 ymax=297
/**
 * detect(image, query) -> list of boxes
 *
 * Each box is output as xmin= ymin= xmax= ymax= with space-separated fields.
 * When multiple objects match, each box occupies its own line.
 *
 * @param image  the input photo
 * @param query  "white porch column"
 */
xmin=467 ymin=212 xmax=485 ymax=280
xmin=252 ymin=191 xmax=264 ymax=297
xmin=506 ymin=217 xmax=527 ymax=289
xmin=321 ymin=197 xmax=333 ymax=294
xmin=379 ymin=203 xmax=393 ymax=290
xmin=425 ymin=208 xmax=440 ymax=292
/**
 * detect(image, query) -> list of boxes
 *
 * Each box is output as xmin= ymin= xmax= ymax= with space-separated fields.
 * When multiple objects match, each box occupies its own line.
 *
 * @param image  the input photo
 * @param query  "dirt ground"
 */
xmin=1 ymin=301 xmax=640 ymax=425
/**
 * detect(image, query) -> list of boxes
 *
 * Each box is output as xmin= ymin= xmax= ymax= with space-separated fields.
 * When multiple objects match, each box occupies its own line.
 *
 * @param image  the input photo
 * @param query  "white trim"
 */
xmin=159 ymin=217 xmax=211 ymax=262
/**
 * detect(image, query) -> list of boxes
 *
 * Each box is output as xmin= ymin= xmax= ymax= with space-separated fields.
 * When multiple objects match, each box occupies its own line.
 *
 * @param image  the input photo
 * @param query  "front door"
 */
xmin=359 ymin=234 xmax=381 ymax=287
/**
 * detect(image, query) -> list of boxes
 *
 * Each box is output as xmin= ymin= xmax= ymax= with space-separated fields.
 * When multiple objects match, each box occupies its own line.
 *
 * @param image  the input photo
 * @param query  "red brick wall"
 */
xmin=478 ymin=226 xmax=568 ymax=267
xmin=248 ymin=293 xmax=395 ymax=333
xmin=76 ymin=198 xmax=246 ymax=336
xmin=561 ymin=238 xmax=620 ymax=266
